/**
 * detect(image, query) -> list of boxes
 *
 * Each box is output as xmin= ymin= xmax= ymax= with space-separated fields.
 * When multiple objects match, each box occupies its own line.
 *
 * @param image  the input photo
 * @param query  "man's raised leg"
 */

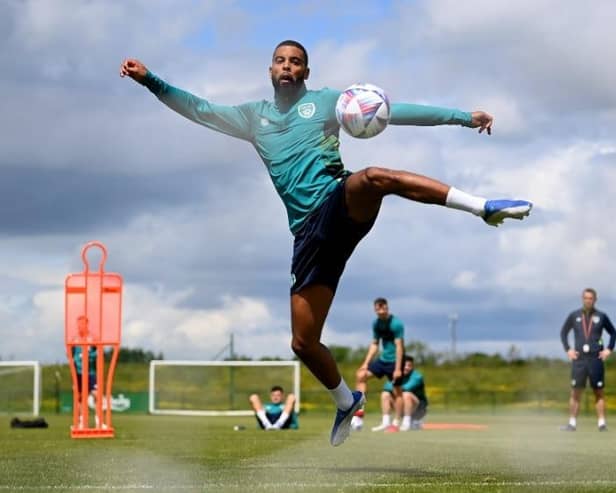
xmin=344 ymin=167 xmax=531 ymax=226
xmin=291 ymin=285 xmax=364 ymax=446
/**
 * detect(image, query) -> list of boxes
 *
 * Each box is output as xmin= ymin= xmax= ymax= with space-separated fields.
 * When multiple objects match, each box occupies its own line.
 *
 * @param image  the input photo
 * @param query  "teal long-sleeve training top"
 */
xmin=144 ymin=73 xmax=472 ymax=235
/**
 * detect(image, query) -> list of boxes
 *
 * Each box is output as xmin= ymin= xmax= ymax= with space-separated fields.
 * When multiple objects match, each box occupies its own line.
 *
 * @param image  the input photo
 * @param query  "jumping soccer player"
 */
xmin=120 ymin=39 xmax=532 ymax=446
xmin=560 ymin=288 xmax=615 ymax=432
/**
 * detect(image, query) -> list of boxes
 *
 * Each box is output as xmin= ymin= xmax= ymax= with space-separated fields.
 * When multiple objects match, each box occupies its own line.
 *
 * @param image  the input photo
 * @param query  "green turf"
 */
xmin=1 ymin=413 xmax=615 ymax=492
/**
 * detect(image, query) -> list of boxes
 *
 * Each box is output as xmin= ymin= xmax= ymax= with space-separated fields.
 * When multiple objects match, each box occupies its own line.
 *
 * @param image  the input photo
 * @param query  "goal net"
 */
xmin=0 ymin=361 xmax=41 ymax=416
xmin=149 ymin=360 xmax=300 ymax=416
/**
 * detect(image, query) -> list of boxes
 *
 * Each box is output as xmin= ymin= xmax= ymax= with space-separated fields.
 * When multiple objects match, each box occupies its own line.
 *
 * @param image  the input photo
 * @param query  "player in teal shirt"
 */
xmin=377 ymin=356 xmax=428 ymax=431
xmin=121 ymin=39 xmax=532 ymax=446
xmin=249 ymin=385 xmax=298 ymax=430
xmin=71 ymin=344 xmax=99 ymax=424
xmin=70 ymin=315 xmax=97 ymax=397
xmin=353 ymin=298 xmax=405 ymax=430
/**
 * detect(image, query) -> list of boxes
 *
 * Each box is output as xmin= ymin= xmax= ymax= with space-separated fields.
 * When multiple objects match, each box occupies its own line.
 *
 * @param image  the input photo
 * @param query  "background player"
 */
xmin=249 ymin=385 xmax=298 ymax=430
xmin=70 ymin=315 xmax=98 ymax=428
xmin=373 ymin=355 xmax=428 ymax=432
xmin=560 ymin=288 xmax=615 ymax=431
xmin=352 ymin=298 xmax=405 ymax=430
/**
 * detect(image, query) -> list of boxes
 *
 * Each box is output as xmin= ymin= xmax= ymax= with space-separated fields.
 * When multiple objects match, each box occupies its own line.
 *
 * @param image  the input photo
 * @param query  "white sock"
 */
xmin=446 ymin=187 xmax=487 ymax=216
xmin=329 ymin=378 xmax=354 ymax=411
xmin=273 ymin=412 xmax=289 ymax=428
xmin=569 ymin=417 xmax=577 ymax=428
xmin=392 ymin=418 xmax=400 ymax=427
xmin=598 ymin=418 xmax=606 ymax=427
xmin=402 ymin=416 xmax=412 ymax=428
xmin=256 ymin=410 xmax=271 ymax=428
xmin=382 ymin=414 xmax=392 ymax=426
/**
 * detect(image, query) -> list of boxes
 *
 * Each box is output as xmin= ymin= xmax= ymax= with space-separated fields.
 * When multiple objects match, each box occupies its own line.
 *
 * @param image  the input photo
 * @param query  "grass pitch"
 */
xmin=1 ymin=413 xmax=615 ymax=492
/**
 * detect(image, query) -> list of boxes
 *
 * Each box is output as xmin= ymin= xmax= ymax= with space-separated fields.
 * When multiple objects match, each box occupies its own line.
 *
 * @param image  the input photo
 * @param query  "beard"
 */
xmin=271 ymin=73 xmax=305 ymax=96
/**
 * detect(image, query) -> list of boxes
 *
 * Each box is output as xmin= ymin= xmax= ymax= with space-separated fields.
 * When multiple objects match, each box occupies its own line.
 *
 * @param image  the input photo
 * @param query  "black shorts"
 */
xmin=571 ymin=357 xmax=605 ymax=389
xmin=75 ymin=373 xmax=96 ymax=394
xmin=290 ymin=177 xmax=376 ymax=294
xmin=412 ymin=400 xmax=428 ymax=421
xmin=368 ymin=358 xmax=404 ymax=386
xmin=255 ymin=412 xmax=294 ymax=430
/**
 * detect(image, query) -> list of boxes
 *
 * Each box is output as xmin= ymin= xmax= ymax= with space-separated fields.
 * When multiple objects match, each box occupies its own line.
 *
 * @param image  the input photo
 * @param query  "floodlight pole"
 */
xmin=449 ymin=313 xmax=458 ymax=361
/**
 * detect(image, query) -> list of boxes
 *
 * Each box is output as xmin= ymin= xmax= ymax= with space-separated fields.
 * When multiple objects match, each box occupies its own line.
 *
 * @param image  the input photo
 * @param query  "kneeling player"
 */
xmin=372 ymin=355 xmax=428 ymax=431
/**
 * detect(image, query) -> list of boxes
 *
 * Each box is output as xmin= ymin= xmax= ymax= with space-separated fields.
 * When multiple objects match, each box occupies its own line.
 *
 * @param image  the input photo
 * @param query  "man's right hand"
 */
xmin=120 ymin=59 xmax=148 ymax=84
xmin=567 ymin=349 xmax=579 ymax=361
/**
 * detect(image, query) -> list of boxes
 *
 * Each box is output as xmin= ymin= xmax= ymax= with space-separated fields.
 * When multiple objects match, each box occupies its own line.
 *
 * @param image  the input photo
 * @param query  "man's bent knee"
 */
xmin=363 ymin=166 xmax=398 ymax=192
xmin=291 ymin=337 xmax=316 ymax=359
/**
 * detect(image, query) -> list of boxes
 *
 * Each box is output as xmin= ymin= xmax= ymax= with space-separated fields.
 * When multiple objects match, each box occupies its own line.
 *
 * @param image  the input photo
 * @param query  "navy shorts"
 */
xmin=368 ymin=358 xmax=404 ymax=386
xmin=571 ymin=357 xmax=605 ymax=389
xmin=290 ymin=178 xmax=376 ymax=294
xmin=412 ymin=400 xmax=428 ymax=421
xmin=76 ymin=373 xmax=96 ymax=393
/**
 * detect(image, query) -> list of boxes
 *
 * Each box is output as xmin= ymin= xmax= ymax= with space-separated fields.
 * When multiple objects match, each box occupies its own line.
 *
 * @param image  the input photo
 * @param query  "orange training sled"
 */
xmin=65 ymin=241 xmax=123 ymax=438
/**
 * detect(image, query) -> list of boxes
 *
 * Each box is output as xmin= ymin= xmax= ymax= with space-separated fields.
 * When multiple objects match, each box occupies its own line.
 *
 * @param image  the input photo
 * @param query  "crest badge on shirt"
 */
xmin=298 ymin=103 xmax=316 ymax=119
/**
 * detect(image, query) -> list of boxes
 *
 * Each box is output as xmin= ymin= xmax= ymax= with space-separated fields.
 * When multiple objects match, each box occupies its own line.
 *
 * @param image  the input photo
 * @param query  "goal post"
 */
xmin=0 ymin=361 xmax=41 ymax=416
xmin=149 ymin=360 xmax=300 ymax=416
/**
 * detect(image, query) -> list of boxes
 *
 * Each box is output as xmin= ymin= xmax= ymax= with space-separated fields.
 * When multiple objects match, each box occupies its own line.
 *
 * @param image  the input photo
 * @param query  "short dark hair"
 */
xmin=270 ymin=385 xmax=284 ymax=393
xmin=404 ymin=355 xmax=414 ymax=364
xmin=583 ymin=288 xmax=597 ymax=299
xmin=274 ymin=40 xmax=308 ymax=66
xmin=374 ymin=297 xmax=388 ymax=306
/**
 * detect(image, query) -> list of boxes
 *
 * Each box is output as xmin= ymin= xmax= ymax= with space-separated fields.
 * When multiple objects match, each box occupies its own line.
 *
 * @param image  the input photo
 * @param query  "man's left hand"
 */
xmin=599 ymin=349 xmax=612 ymax=361
xmin=393 ymin=369 xmax=402 ymax=382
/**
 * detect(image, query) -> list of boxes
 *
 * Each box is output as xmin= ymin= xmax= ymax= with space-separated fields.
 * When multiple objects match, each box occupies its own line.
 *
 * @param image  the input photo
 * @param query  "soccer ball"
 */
xmin=335 ymin=83 xmax=391 ymax=139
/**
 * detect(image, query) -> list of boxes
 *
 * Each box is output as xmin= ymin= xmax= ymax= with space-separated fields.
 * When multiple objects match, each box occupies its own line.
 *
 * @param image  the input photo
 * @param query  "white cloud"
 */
xmin=122 ymin=285 xmax=289 ymax=359
xmin=452 ymin=270 xmax=478 ymax=290
xmin=1 ymin=1 xmax=616 ymax=365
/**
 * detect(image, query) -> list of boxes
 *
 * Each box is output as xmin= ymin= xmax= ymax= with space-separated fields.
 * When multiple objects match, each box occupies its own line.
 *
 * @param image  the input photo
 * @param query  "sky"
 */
xmin=1 ymin=0 xmax=615 ymax=364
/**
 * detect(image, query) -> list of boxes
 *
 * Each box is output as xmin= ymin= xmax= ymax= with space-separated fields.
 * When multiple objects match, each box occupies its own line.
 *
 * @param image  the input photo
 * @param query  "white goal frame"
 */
xmin=148 ymin=360 xmax=301 ymax=416
xmin=0 ymin=361 xmax=41 ymax=416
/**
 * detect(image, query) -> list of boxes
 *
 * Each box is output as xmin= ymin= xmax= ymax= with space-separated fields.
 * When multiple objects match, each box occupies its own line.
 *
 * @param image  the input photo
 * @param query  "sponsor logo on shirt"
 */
xmin=298 ymin=102 xmax=316 ymax=119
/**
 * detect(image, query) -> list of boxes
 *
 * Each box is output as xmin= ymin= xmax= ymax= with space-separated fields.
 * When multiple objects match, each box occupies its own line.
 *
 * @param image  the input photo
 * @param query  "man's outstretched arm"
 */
xmin=120 ymin=58 xmax=253 ymax=141
xmin=389 ymin=103 xmax=493 ymax=135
